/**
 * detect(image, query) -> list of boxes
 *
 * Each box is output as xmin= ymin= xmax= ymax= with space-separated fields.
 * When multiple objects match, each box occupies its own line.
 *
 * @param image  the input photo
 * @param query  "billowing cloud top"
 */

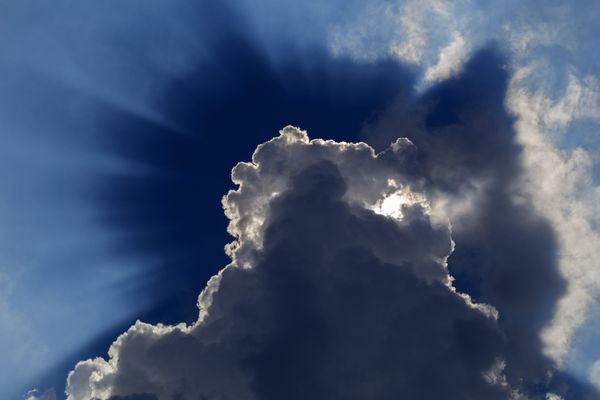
xmin=66 ymin=127 xmax=516 ymax=400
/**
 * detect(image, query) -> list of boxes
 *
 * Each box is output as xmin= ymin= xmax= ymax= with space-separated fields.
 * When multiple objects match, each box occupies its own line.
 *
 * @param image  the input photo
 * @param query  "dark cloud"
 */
xmin=68 ymin=131 xmax=516 ymax=399
xmin=56 ymin=3 xmax=600 ymax=399
xmin=363 ymin=47 xmax=597 ymax=398
xmin=236 ymin=161 xmax=507 ymax=400
xmin=33 ymin=2 xmax=414 ymax=395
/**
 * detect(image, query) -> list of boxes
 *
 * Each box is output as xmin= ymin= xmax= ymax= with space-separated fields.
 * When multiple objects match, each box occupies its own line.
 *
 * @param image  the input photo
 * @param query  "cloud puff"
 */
xmin=508 ymin=64 xmax=600 ymax=372
xmin=328 ymin=0 xmax=473 ymax=83
xmin=24 ymin=389 xmax=56 ymax=400
xmin=66 ymin=126 xmax=516 ymax=400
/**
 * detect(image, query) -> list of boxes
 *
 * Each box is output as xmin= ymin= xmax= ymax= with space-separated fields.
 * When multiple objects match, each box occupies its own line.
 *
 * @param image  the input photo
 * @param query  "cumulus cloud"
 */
xmin=63 ymin=43 xmax=600 ymax=400
xmin=326 ymin=0 xmax=600 ymax=388
xmin=66 ymin=126 xmax=520 ymax=400
xmin=7 ymin=0 xmax=600 ymax=398
xmin=360 ymin=47 xmax=600 ymax=398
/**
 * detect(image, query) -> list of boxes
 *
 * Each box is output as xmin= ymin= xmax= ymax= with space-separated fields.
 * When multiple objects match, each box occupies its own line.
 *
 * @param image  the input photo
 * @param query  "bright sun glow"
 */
xmin=371 ymin=186 xmax=425 ymax=220
xmin=377 ymin=192 xmax=408 ymax=219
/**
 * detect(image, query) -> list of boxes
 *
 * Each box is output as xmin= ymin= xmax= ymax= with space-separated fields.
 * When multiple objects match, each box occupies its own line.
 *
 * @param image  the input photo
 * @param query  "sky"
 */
xmin=1 ymin=1 xmax=600 ymax=399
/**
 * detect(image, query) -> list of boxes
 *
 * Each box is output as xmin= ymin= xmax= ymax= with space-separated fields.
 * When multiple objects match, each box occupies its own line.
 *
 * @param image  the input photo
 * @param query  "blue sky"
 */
xmin=1 ymin=1 xmax=600 ymax=399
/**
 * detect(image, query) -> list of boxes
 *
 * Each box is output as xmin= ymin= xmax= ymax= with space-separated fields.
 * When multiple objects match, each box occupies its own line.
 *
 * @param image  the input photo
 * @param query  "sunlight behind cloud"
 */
xmin=370 ymin=184 xmax=428 ymax=220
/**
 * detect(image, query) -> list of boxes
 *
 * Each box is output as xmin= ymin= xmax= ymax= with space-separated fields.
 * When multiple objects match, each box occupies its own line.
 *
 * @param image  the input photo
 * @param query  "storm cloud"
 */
xmin=363 ymin=47 xmax=565 ymax=388
xmin=362 ymin=47 xmax=599 ymax=398
xmin=64 ymin=45 xmax=600 ymax=399
xmin=2 ymin=0 xmax=600 ymax=398
xmin=67 ymin=127 xmax=516 ymax=400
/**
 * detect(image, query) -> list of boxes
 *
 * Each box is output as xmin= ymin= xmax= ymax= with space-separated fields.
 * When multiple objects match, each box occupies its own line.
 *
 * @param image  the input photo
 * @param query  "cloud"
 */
xmin=92 ymin=0 xmax=415 ymax=329
xmin=424 ymin=32 xmax=470 ymax=82
xmin=66 ymin=126 xmax=519 ymax=400
xmin=325 ymin=0 xmax=600 ymax=388
xmin=327 ymin=0 xmax=473 ymax=85
xmin=6 ymin=0 xmax=600 ymax=398
xmin=24 ymin=388 xmax=56 ymax=400
xmin=64 ymin=43 xmax=600 ymax=400
xmin=508 ymin=64 xmax=600 ymax=364
xmin=360 ymin=46 xmax=600 ymax=398
xmin=590 ymin=361 xmax=600 ymax=390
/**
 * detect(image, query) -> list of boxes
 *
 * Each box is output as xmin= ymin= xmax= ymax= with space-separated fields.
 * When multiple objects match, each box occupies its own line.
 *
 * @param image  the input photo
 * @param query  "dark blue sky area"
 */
xmin=28 ymin=3 xmax=415 ymax=397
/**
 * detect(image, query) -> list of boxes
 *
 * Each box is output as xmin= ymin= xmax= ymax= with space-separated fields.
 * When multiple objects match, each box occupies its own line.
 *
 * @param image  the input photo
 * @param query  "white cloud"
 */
xmin=424 ymin=32 xmax=470 ymax=82
xmin=24 ymin=388 xmax=56 ymax=400
xmin=389 ymin=0 xmax=453 ymax=64
xmin=327 ymin=0 xmax=472 ymax=85
xmin=507 ymin=64 xmax=600 ymax=363
xmin=589 ymin=360 xmax=600 ymax=390
xmin=503 ymin=16 xmax=575 ymax=58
